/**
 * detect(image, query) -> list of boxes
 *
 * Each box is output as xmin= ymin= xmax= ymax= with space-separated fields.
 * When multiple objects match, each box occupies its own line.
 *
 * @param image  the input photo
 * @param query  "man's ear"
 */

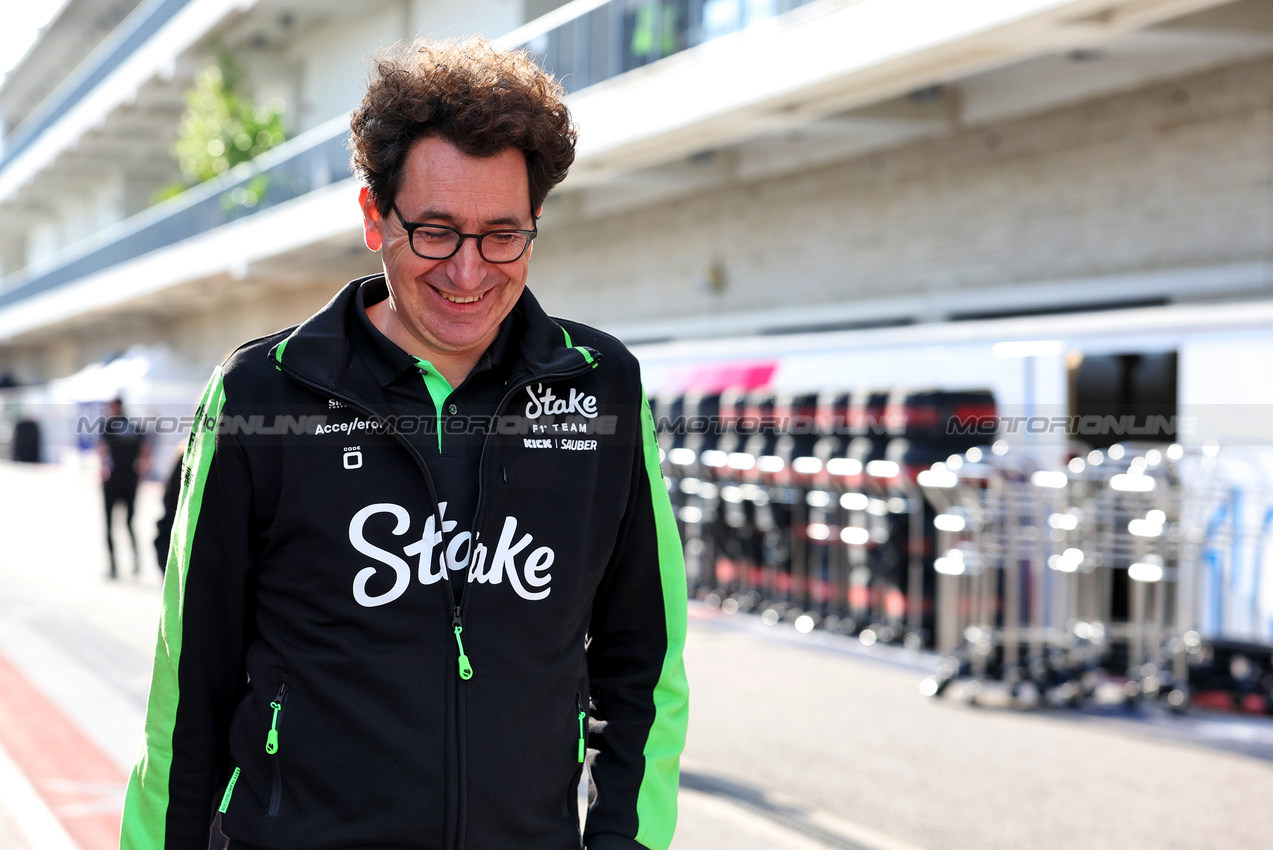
xmin=360 ymin=187 xmax=383 ymax=252
xmin=525 ymin=206 xmax=542 ymax=259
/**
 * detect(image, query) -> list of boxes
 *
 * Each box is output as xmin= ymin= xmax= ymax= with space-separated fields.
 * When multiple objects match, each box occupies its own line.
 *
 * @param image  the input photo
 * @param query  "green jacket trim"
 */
xmin=561 ymin=326 xmax=597 ymax=367
xmin=120 ymin=368 xmax=227 ymax=848
xmin=633 ymin=391 xmax=689 ymax=849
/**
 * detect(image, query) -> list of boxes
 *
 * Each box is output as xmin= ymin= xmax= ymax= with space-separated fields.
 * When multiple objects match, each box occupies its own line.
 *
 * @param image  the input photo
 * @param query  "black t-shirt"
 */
xmin=102 ymin=416 xmax=144 ymax=486
xmin=351 ymin=279 xmax=518 ymax=601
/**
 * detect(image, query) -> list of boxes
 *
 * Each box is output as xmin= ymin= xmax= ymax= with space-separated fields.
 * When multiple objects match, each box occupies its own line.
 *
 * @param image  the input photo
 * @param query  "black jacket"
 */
xmin=121 ymin=278 xmax=689 ymax=850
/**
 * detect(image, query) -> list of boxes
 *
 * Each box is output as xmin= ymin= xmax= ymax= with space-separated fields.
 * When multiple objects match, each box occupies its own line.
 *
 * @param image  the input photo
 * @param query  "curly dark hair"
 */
xmin=349 ymin=37 xmax=577 ymax=218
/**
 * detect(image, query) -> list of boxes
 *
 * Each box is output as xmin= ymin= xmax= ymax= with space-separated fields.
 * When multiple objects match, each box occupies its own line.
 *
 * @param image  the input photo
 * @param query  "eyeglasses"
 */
xmin=392 ymin=205 xmax=537 ymax=264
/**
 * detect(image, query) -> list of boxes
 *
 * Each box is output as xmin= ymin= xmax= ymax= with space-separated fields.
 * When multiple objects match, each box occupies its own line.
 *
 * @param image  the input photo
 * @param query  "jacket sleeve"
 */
xmin=121 ymin=368 xmax=256 ymax=849
xmin=584 ymin=389 xmax=689 ymax=850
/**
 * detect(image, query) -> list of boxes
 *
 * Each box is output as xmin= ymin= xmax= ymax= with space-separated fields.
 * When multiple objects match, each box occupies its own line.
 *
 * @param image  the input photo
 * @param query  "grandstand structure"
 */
xmin=0 ymin=0 xmax=1269 ymax=385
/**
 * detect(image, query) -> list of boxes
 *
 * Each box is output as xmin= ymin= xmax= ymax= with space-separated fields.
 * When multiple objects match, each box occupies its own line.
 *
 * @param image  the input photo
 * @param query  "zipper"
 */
xmin=274 ymin=352 xmax=596 ymax=846
xmin=453 ymin=608 xmax=474 ymax=680
xmin=275 ymin=361 xmax=462 ymax=635
xmin=276 ymin=354 xmax=595 ymax=650
xmin=266 ymin=682 xmax=288 ymax=818
xmin=460 ymin=360 xmax=596 ymax=628
xmin=576 ymin=693 xmax=587 ymax=763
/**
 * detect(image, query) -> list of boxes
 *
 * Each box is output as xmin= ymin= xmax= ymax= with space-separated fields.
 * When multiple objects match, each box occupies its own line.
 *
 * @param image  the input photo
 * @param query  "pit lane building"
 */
xmin=0 ymin=0 xmax=1271 ymax=414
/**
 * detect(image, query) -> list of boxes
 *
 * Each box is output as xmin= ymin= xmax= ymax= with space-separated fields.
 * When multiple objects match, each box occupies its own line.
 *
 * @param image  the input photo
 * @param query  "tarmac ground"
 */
xmin=3 ymin=459 xmax=1273 ymax=850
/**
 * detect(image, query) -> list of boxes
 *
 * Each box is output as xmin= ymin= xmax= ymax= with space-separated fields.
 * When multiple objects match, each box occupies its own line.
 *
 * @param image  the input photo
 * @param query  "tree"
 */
xmin=155 ymin=49 xmax=286 ymax=203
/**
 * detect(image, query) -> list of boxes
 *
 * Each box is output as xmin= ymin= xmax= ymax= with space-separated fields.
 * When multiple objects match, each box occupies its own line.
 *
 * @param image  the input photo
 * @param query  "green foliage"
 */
xmin=155 ymin=49 xmax=286 ymax=203
xmin=221 ymin=174 xmax=271 ymax=214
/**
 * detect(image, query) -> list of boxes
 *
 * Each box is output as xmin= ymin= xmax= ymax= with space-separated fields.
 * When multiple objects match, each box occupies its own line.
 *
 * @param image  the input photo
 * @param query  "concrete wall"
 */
xmin=527 ymin=55 xmax=1273 ymax=331
xmin=293 ymin=5 xmax=410 ymax=133
xmin=27 ymin=174 xmax=126 ymax=271
xmin=0 ymin=276 xmax=349 ymax=384
xmin=166 ymin=284 xmax=344 ymax=370
xmin=9 ymin=52 xmax=1273 ymax=383
xmin=409 ymin=0 xmax=525 ymax=40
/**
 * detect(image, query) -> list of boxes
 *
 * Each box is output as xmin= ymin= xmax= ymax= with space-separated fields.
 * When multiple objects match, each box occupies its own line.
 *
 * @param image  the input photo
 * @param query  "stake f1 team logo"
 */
xmin=524 ymin=383 xmax=597 ymax=419
xmin=348 ymin=502 xmax=554 ymax=607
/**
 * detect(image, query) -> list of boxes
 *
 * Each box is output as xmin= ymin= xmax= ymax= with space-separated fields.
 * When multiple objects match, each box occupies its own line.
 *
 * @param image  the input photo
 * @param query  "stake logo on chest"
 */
xmin=348 ymin=502 xmax=555 ymax=607
xmin=524 ymin=383 xmax=597 ymax=420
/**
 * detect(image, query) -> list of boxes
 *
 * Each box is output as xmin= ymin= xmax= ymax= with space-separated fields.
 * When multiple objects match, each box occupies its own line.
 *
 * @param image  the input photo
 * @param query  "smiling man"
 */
xmin=121 ymin=38 xmax=688 ymax=850
xmin=364 ymin=139 xmax=535 ymax=385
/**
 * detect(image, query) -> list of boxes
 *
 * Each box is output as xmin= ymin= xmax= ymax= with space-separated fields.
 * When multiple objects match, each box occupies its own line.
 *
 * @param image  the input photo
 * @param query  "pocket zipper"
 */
xmin=266 ymin=683 xmax=288 ymax=818
xmin=576 ymin=693 xmax=587 ymax=763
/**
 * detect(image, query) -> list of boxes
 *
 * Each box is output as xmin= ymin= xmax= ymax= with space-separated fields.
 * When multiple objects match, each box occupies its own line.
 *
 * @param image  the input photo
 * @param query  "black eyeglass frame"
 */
xmin=391 ymin=204 xmax=538 ymax=264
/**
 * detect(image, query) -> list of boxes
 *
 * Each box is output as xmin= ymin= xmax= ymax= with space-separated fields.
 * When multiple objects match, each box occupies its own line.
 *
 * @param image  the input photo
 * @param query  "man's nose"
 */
xmin=446 ymin=237 xmax=488 ymax=287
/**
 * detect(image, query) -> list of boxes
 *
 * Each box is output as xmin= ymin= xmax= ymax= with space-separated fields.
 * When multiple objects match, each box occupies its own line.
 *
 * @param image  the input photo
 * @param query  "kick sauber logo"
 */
xmin=348 ymin=502 xmax=554 ymax=607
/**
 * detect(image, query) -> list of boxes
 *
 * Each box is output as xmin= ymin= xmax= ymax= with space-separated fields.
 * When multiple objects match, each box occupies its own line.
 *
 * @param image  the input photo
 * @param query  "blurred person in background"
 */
xmin=99 ymin=396 xmax=150 ymax=578
xmin=152 ymin=445 xmax=185 ymax=576
xmin=121 ymin=37 xmax=688 ymax=850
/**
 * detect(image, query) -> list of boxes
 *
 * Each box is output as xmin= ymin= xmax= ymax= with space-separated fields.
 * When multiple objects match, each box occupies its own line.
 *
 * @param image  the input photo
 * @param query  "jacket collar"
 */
xmin=268 ymin=274 xmax=599 ymax=405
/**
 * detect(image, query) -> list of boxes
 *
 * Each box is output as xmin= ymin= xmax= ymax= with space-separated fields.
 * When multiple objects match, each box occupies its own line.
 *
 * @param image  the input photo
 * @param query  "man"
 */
xmin=121 ymin=38 xmax=688 ymax=850
xmin=152 ymin=445 xmax=184 ymax=576
xmin=100 ymin=397 xmax=150 ymax=578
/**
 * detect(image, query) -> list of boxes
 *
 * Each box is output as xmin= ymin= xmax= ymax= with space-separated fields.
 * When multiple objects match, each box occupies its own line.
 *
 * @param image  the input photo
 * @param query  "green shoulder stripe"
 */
xmin=121 ymin=368 xmax=227 ymax=849
xmin=634 ymin=391 xmax=690 ymax=849
xmin=269 ymin=335 xmax=291 ymax=372
xmin=560 ymin=325 xmax=597 ymax=367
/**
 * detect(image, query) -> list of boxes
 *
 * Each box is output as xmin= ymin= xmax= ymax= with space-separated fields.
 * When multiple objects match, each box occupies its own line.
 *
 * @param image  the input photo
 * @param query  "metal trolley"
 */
xmin=656 ymin=384 xmax=1273 ymax=714
xmin=919 ymin=441 xmax=1273 ymax=713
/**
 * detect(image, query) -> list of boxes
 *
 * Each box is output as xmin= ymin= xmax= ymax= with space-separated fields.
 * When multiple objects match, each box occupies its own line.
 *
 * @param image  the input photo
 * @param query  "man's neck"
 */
xmin=366 ymin=300 xmax=486 ymax=387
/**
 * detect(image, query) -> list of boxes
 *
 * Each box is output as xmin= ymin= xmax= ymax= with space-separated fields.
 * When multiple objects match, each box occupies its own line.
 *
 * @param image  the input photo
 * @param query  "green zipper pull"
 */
xmin=454 ymin=625 xmax=474 ymax=680
xmin=576 ymin=692 xmax=587 ymax=763
xmin=266 ymin=700 xmax=283 ymax=754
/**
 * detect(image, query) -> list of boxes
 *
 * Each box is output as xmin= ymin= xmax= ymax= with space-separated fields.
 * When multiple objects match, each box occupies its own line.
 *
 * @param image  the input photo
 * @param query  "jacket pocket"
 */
xmin=265 ymin=681 xmax=289 ymax=818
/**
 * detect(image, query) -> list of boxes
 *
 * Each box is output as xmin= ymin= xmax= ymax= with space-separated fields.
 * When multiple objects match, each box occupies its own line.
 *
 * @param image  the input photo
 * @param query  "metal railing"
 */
xmin=0 ymin=0 xmax=196 ymax=172
xmin=0 ymin=115 xmax=352 ymax=310
xmin=504 ymin=0 xmax=821 ymax=93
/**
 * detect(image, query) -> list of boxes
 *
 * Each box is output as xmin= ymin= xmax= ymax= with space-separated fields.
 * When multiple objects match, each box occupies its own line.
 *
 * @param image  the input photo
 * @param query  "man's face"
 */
xmin=362 ymin=137 xmax=534 ymax=363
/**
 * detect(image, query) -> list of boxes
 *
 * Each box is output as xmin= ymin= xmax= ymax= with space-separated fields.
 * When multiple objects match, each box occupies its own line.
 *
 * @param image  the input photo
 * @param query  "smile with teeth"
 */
xmin=437 ymin=288 xmax=485 ymax=304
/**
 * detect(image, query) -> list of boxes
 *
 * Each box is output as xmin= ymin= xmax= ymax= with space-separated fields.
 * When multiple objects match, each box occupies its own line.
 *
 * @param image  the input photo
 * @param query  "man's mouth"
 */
xmin=436 ymin=287 xmax=486 ymax=304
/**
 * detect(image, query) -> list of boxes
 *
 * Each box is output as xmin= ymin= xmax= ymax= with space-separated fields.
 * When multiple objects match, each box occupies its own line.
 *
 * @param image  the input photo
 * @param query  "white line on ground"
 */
xmin=0 ymin=739 xmax=79 ymax=850
xmin=678 ymin=786 xmax=839 ymax=850
xmin=0 ymin=602 xmax=146 ymax=773
xmin=680 ymin=758 xmax=929 ymax=850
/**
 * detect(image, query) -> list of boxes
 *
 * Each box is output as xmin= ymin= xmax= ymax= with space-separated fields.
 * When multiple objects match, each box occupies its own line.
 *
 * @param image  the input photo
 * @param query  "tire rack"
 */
xmin=656 ymin=382 xmax=1273 ymax=711
xmin=656 ymin=388 xmax=992 ymax=649
xmin=916 ymin=442 xmax=1273 ymax=709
